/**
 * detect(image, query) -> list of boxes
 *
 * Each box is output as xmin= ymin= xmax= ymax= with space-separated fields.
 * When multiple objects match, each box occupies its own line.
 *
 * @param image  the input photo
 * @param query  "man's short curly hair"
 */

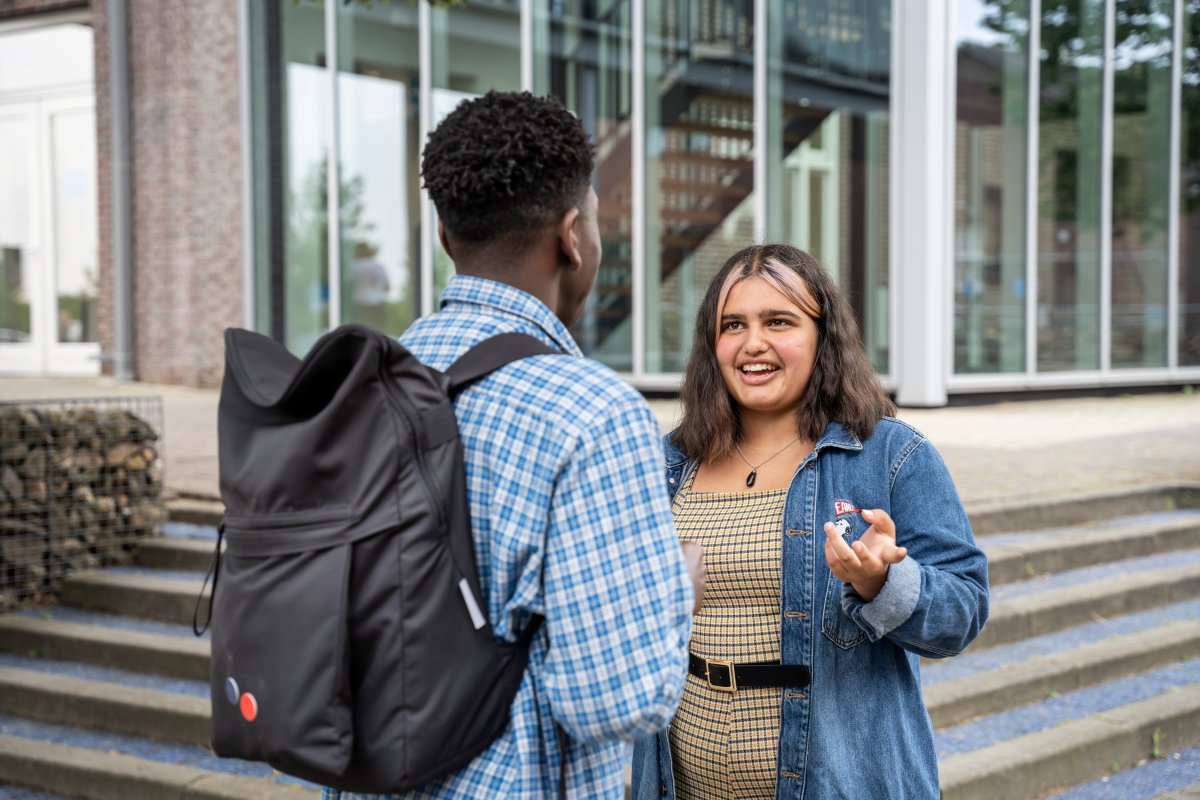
xmin=421 ymin=91 xmax=595 ymax=251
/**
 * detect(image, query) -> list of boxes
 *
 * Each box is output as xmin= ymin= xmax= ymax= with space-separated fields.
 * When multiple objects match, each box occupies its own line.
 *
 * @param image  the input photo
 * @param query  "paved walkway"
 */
xmin=3 ymin=376 xmax=1199 ymax=510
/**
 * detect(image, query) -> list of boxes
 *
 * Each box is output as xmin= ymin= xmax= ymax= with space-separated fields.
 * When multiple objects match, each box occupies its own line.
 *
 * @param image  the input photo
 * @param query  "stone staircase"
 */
xmin=0 ymin=489 xmax=1199 ymax=799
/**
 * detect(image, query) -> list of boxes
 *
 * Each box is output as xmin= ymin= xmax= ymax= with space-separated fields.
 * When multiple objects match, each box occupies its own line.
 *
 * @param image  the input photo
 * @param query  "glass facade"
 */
xmin=643 ymin=1 xmax=756 ymax=373
xmin=770 ymin=0 xmax=892 ymax=374
xmin=335 ymin=2 xmax=421 ymax=336
xmin=1182 ymin=0 xmax=1200 ymax=365
xmin=430 ymin=1 xmax=522 ymax=299
xmin=1036 ymin=0 xmax=1105 ymax=372
xmin=245 ymin=1 xmax=1200 ymax=393
xmin=248 ymin=0 xmax=330 ymax=355
xmin=534 ymin=0 xmax=634 ymax=371
xmin=954 ymin=0 xmax=1029 ymax=374
xmin=1110 ymin=0 xmax=1173 ymax=368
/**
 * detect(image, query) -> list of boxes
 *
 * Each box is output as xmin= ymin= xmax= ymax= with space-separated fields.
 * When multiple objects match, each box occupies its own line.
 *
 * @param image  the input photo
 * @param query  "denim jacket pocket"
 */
xmin=820 ymin=516 xmax=870 ymax=649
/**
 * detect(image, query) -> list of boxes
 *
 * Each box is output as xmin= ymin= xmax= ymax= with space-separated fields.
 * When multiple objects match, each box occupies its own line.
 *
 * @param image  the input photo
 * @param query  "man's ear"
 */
xmin=557 ymin=207 xmax=582 ymax=271
xmin=437 ymin=219 xmax=453 ymax=259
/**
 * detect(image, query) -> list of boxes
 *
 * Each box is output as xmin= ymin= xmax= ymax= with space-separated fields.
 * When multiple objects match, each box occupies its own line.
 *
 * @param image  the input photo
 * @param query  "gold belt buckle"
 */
xmin=704 ymin=658 xmax=737 ymax=693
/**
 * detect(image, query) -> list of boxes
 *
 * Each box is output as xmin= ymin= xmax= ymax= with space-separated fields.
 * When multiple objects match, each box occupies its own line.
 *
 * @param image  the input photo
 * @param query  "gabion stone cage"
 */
xmin=0 ymin=397 xmax=165 ymax=610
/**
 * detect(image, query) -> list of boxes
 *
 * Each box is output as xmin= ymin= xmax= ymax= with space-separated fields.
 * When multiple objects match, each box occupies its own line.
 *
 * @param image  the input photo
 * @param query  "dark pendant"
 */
xmin=745 ymin=470 xmax=757 ymax=488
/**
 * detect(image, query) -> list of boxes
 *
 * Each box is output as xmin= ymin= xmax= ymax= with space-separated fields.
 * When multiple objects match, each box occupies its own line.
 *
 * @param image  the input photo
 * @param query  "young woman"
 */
xmin=630 ymin=244 xmax=989 ymax=800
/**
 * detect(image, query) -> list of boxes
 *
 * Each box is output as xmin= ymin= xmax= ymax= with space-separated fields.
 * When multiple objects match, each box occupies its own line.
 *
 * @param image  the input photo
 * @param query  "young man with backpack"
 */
xmin=322 ymin=91 xmax=700 ymax=799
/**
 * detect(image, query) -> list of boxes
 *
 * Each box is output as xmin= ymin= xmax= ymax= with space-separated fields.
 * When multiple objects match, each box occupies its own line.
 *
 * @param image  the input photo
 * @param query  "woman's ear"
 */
xmin=557 ymin=206 xmax=582 ymax=270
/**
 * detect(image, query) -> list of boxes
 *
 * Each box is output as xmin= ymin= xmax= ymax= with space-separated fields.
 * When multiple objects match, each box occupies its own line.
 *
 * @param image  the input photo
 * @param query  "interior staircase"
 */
xmin=1 ymin=487 xmax=1200 ymax=798
xmin=563 ymin=0 xmax=888 ymax=367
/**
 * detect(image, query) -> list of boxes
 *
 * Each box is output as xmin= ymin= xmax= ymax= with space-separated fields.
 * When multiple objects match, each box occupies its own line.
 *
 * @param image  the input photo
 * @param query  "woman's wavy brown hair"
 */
xmin=675 ymin=243 xmax=895 ymax=462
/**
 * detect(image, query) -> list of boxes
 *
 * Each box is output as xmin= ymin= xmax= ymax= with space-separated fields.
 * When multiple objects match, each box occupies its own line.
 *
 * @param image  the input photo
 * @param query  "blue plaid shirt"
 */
xmin=323 ymin=276 xmax=693 ymax=800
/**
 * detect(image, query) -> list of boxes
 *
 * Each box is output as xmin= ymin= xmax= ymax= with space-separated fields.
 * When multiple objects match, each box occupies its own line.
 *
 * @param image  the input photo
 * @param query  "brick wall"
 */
xmin=116 ymin=0 xmax=243 ymax=386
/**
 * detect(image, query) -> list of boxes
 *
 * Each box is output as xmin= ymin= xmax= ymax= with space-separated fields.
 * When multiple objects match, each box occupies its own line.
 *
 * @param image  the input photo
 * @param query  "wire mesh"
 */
xmin=0 ymin=396 xmax=165 ymax=610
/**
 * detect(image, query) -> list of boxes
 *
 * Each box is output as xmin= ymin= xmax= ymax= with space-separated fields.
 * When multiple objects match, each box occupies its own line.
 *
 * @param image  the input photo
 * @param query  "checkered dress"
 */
xmin=669 ymin=471 xmax=785 ymax=800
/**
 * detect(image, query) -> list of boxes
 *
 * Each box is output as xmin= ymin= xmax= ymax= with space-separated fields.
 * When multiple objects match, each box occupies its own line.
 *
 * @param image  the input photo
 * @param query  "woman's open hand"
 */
xmin=823 ymin=508 xmax=907 ymax=602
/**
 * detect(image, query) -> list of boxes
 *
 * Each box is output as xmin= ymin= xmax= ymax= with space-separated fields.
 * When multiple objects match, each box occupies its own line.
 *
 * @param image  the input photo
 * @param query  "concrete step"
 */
xmin=0 ymin=725 xmax=318 ymax=799
xmin=925 ymin=618 xmax=1200 ymax=728
xmin=981 ymin=510 xmax=1200 ymax=586
xmin=0 ymin=613 xmax=208 ymax=680
xmin=137 ymin=537 xmax=218 ymax=572
xmin=61 ymin=569 xmax=207 ymax=625
xmin=971 ymin=554 xmax=1200 ymax=651
xmin=1040 ymin=743 xmax=1200 ymax=799
xmin=0 ymin=485 xmax=1194 ymax=800
xmin=0 ymin=661 xmax=209 ymax=745
xmin=939 ymin=681 xmax=1200 ymax=800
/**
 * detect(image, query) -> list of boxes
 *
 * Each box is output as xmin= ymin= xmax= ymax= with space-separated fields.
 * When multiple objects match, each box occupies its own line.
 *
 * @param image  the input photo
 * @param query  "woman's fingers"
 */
xmin=861 ymin=508 xmax=896 ymax=538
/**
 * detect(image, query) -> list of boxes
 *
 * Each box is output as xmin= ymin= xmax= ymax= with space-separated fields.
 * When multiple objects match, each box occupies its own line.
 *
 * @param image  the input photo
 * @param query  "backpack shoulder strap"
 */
xmin=444 ymin=332 xmax=560 ymax=397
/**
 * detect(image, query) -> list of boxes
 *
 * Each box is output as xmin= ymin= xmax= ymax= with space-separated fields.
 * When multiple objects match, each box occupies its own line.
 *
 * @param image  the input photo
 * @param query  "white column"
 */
xmin=239 ymin=0 xmax=254 ymax=330
xmin=892 ymin=0 xmax=952 ymax=407
xmin=419 ymin=1 xmax=435 ymax=318
xmin=632 ymin=0 xmax=646 ymax=377
xmin=325 ymin=0 xmax=341 ymax=329
xmin=1169 ymin=0 xmax=1183 ymax=370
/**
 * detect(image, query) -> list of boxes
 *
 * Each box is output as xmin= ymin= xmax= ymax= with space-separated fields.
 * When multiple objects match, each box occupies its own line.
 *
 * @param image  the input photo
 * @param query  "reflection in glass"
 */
xmin=645 ymin=0 xmax=755 ymax=373
xmin=0 ymin=117 xmax=31 ymax=342
xmin=52 ymin=109 xmax=98 ymax=344
xmin=429 ymin=1 xmax=522 ymax=299
xmin=1180 ymin=1 xmax=1200 ymax=364
xmin=535 ymin=0 xmax=633 ymax=370
xmin=1036 ymin=0 xmax=1104 ymax=371
xmin=768 ymin=0 xmax=892 ymax=374
xmin=1110 ymin=1 xmax=1173 ymax=368
xmin=954 ymin=0 xmax=1029 ymax=374
xmin=337 ymin=3 xmax=420 ymax=336
xmin=248 ymin=0 xmax=330 ymax=355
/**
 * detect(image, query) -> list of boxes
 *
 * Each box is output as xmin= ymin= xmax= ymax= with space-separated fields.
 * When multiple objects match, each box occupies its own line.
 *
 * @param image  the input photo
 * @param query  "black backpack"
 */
xmin=196 ymin=324 xmax=555 ymax=793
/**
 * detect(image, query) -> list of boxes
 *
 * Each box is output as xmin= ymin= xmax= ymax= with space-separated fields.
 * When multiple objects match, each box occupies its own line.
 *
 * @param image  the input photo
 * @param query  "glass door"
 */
xmin=43 ymin=96 xmax=100 ymax=373
xmin=0 ymin=19 xmax=97 ymax=377
xmin=0 ymin=96 xmax=99 ymax=376
xmin=0 ymin=102 xmax=41 ymax=373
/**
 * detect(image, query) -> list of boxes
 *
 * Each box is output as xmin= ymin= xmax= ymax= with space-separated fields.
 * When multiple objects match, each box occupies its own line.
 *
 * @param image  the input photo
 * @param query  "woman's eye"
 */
xmin=722 ymin=321 xmax=745 ymax=331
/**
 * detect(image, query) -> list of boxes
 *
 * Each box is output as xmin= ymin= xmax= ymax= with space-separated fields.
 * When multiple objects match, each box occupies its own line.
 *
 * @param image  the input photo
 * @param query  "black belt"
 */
xmin=688 ymin=653 xmax=810 ymax=693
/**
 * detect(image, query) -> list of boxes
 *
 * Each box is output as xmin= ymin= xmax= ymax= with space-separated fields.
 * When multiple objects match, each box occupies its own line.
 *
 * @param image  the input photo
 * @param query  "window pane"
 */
xmin=336 ymin=3 xmax=420 ymax=337
xmin=52 ymin=109 xmax=98 ymax=344
xmin=1179 ymin=0 xmax=1200 ymax=365
xmin=0 ymin=116 xmax=32 ymax=342
xmin=644 ymin=1 xmax=755 ymax=373
xmin=0 ymin=24 xmax=92 ymax=94
xmin=1111 ymin=1 xmax=1173 ymax=368
xmin=954 ymin=0 xmax=1029 ymax=375
xmin=429 ymin=0 xmax=522 ymax=300
xmin=249 ymin=0 xmax=330 ymax=354
xmin=768 ymin=0 xmax=892 ymax=375
xmin=1036 ymin=0 xmax=1104 ymax=372
xmin=535 ymin=1 xmax=633 ymax=371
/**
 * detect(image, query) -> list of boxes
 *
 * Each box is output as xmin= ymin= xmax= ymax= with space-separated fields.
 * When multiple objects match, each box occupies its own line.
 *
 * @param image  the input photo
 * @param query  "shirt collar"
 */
xmin=440 ymin=274 xmax=584 ymax=357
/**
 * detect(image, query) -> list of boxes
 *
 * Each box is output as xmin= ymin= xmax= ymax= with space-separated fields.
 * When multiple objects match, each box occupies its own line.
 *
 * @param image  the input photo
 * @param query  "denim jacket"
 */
xmin=631 ymin=418 xmax=989 ymax=800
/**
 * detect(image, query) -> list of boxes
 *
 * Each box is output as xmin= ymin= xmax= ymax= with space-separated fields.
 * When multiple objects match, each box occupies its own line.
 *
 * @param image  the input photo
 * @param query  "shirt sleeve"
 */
xmin=539 ymin=392 xmax=694 ymax=744
xmin=840 ymin=438 xmax=990 ymax=659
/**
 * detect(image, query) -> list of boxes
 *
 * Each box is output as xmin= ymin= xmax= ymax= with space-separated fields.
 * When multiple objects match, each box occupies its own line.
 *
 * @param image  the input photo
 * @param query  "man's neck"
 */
xmin=454 ymin=250 xmax=561 ymax=319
